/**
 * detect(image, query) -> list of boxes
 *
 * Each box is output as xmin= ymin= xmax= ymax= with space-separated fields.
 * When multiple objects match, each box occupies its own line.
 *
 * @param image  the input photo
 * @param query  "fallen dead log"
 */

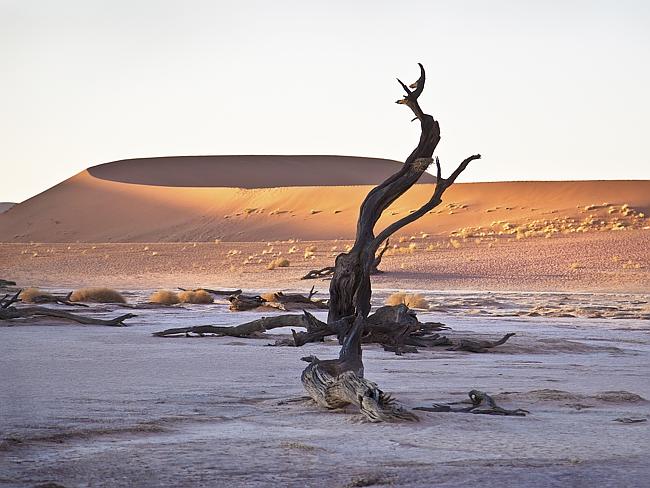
xmin=153 ymin=304 xmax=457 ymax=355
xmin=414 ymin=390 xmax=528 ymax=416
xmin=0 ymin=306 xmax=136 ymax=326
xmin=447 ymin=333 xmax=516 ymax=353
xmin=1 ymin=289 xmax=135 ymax=326
xmin=227 ymin=294 xmax=265 ymax=311
xmin=227 ymin=286 xmax=328 ymax=312
xmin=153 ymin=314 xmax=308 ymax=337
xmin=19 ymin=288 xmax=88 ymax=307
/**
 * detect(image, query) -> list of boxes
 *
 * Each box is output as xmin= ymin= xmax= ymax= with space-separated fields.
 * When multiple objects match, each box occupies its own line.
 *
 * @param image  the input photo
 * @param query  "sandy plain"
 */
xmin=1 ymin=289 xmax=649 ymax=487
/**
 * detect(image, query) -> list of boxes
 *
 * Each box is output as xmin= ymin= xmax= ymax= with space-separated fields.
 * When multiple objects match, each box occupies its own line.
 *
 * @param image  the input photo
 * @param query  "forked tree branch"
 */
xmin=373 ymin=153 xmax=481 ymax=247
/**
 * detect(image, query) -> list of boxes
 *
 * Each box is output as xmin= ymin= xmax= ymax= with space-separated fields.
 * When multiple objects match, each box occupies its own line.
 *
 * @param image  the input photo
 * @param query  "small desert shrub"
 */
xmin=149 ymin=290 xmax=180 ymax=305
xmin=304 ymin=250 xmax=315 ymax=259
xmin=267 ymin=257 xmax=290 ymax=270
xmin=19 ymin=287 xmax=55 ymax=303
xmin=260 ymin=292 xmax=280 ymax=302
xmin=305 ymin=245 xmax=317 ymax=253
xmin=70 ymin=287 xmax=126 ymax=303
xmin=178 ymin=290 xmax=213 ymax=304
xmin=385 ymin=292 xmax=429 ymax=309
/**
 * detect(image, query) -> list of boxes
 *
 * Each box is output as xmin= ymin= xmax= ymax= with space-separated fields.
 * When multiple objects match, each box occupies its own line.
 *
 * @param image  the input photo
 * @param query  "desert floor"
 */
xmin=1 ymin=290 xmax=649 ymax=487
xmin=0 ymin=230 xmax=648 ymax=293
xmin=1 ymin=232 xmax=649 ymax=487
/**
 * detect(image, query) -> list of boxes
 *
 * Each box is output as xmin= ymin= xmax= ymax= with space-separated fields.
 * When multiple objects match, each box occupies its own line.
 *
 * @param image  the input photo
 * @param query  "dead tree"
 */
xmin=301 ymin=64 xmax=480 ymax=420
xmin=152 ymin=64 xmax=487 ymax=421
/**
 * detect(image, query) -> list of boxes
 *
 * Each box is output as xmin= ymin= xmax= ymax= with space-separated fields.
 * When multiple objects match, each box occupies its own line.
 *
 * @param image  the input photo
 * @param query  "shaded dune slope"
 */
xmin=0 ymin=155 xmax=648 ymax=242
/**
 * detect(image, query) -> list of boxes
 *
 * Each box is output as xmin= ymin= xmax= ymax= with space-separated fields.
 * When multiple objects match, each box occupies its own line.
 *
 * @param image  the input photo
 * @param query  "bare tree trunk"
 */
xmin=303 ymin=64 xmax=480 ymax=419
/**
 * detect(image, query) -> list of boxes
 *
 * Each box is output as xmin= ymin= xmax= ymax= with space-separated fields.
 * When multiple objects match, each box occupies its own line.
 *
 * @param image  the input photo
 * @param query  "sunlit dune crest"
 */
xmin=0 ymin=156 xmax=648 ymax=243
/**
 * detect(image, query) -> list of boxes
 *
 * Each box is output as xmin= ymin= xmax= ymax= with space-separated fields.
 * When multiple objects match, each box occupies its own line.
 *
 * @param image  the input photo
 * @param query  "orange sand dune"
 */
xmin=0 ymin=155 xmax=648 ymax=242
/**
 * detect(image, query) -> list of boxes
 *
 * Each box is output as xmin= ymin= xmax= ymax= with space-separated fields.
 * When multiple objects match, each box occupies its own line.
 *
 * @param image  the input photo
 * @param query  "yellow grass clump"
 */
xmin=70 ymin=287 xmax=126 ymax=303
xmin=385 ymin=292 xmax=429 ymax=310
xmin=260 ymin=292 xmax=280 ymax=302
xmin=267 ymin=257 xmax=290 ymax=270
xmin=19 ymin=287 xmax=55 ymax=303
xmin=178 ymin=290 xmax=214 ymax=304
xmin=149 ymin=290 xmax=180 ymax=305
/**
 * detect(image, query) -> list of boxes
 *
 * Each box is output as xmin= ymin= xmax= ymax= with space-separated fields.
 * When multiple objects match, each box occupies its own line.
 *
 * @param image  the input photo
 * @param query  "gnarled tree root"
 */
xmin=301 ymin=357 xmax=418 ymax=422
xmin=414 ymin=390 xmax=529 ymax=416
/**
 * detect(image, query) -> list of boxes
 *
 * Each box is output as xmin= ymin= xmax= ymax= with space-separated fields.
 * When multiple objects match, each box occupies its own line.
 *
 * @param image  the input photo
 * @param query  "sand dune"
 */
xmin=0 ymin=155 xmax=648 ymax=242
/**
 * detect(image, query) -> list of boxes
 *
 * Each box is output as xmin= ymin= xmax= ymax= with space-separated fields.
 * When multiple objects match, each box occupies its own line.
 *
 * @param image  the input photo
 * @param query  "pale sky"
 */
xmin=1 ymin=0 xmax=649 ymax=203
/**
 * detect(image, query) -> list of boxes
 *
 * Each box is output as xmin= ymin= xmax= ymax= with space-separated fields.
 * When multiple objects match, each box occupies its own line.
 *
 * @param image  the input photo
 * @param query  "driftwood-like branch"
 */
xmin=153 ymin=314 xmax=308 ymax=337
xmin=0 ymin=306 xmax=136 ymax=326
xmin=301 ymin=267 xmax=335 ymax=280
xmin=414 ymin=390 xmax=529 ymax=416
xmin=1 ymin=290 xmax=21 ymax=309
xmin=19 ymin=290 xmax=89 ymax=308
xmin=152 ymin=304 xmax=462 ymax=355
xmin=228 ymin=290 xmax=328 ymax=311
xmin=447 ymin=333 xmax=516 ymax=353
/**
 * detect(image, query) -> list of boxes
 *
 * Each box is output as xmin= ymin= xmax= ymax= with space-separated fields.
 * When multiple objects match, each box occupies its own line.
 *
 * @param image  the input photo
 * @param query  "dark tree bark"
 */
xmin=302 ymin=64 xmax=480 ymax=420
xmin=301 ymin=239 xmax=390 ymax=280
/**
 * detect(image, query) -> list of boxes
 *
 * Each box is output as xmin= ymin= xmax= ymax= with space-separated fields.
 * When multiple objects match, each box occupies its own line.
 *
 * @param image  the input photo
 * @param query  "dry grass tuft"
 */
xmin=385 ymin=292 xmax=429 ymax=309
xmin=260 ymin=292 xmax=280 ymax=302
xmin=149 ymin=290 xmax=180 ymax=305
xmin=267 ymin=257 xmax=290 ymax=270
xmin=19 ymin=287 xmax=55 ymax=303
xmin=178 ymin=290 xmax=214 ymax=304
xmin=70 ymin=287 xmax=126 ymax=303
